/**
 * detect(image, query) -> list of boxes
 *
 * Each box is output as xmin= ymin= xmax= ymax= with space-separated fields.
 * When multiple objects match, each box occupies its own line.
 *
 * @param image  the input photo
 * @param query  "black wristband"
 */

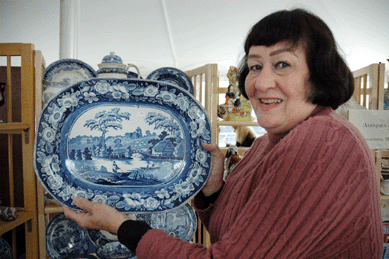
xmin=117 ymin=220 xmax=152 ymax=253
xmin=203 ymin=183 xmax=224 ymax=207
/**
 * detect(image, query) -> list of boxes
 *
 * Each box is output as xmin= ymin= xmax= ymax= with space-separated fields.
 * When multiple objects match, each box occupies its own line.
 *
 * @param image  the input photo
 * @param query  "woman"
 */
xmin=64 ymin=8 xmax=383 ymax=258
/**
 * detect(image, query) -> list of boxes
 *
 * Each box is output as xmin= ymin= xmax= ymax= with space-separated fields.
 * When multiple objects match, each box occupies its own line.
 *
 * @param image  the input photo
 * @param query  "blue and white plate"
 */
xmin=148 ymin=203 xmax=197 ymax=242
xmin=147 ymin=67 xmax=194 ymax=95
xmin=46 ymin=213 xmax=89 ymax=259
xmin=34 ymin=78 xmax=211 ymax=213
xmin=0 ymin=238 xmax=12 ymax=259
xmin=96 ymin=241 xmax=136 ymax=259
xmin=43 ymin=59 xmax=97 ymax=88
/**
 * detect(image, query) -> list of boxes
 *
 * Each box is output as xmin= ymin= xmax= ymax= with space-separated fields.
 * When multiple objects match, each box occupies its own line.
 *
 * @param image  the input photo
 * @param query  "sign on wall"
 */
xmin=348 ymin=110 xmax=389 ymax=149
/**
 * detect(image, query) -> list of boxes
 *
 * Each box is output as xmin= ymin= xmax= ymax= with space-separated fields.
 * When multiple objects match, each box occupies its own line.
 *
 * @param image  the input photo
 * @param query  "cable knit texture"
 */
xmin=135 ymin=106 xmax=383 ymax=258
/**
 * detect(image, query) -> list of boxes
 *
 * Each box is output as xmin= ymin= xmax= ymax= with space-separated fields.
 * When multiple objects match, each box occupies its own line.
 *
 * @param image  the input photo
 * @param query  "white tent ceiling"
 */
xmin=1 ymin=0 xmax=389 ymax=80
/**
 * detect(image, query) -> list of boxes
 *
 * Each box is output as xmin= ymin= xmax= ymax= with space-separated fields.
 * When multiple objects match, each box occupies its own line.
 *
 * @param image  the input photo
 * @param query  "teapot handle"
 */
xmin=127 ymin=64 xmax=142 ymax=79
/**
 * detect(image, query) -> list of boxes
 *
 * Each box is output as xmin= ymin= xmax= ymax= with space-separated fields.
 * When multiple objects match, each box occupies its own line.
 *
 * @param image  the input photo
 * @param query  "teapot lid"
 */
xmin=101 ymin=51 xmax=123 ymax=64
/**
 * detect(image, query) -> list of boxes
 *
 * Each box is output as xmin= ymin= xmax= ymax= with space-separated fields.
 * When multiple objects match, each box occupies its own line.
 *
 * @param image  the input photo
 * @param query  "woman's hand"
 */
xmin=63 ymin=197 xmax=129 ymax=235
xmin=202 ymin=143 xmax=225 ymax=197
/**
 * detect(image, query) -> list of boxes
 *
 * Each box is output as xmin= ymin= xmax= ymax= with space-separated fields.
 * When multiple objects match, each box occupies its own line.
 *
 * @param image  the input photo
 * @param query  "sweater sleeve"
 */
xmin=192 ymin=182 xmax=224 ymax=230
xmin=136 ymin=116 xmax=383 ymax=258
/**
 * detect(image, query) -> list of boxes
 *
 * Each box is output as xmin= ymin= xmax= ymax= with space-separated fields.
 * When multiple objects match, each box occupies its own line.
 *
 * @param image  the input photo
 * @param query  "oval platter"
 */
xmin=34 ymin=78 xmax=212 ymax=213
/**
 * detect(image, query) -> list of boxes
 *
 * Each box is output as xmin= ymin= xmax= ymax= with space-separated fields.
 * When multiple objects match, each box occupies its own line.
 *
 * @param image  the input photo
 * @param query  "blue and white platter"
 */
xmin=34 ymin=78 xmax=212 ymax=213
xmin=149 ymin=203 xmax=197 ymax=242
xmin=46 ymin=213 xmax=89 ymax=259
xmin=146 ymin=67 xmax=194 ymax=95
xmin=43 ymin=59 xmax=97 ymax=88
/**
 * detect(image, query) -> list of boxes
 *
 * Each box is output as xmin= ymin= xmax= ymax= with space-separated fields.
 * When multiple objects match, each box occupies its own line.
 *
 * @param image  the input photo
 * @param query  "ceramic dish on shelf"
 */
xmin=34 ymin=78 xmax=212 ymax=213
xmin=42 ymin=59 xmax=97 ymax=105
xmin=43 ymin=59 xmax=97 ymax=87
xmin=146 ymin=67 xmax=194 ymax=95
xmin=96 ymin=241 xmax=136 ymax=259
xmin=0 ymin=238 xmax=12 ymax=259
xmin=148 ymin=203 xmax=197 ymax=242
xmin=88 ymin=213 xmax=141 ymax=247
xmin=46 ymin=213 xmax=89 ymax=259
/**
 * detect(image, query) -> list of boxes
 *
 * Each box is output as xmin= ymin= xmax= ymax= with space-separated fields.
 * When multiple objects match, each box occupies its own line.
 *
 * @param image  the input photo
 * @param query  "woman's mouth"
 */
xmin=258 ymin=98 xmax=283 ymax=111
xmin=260 ymin=99 xmax=282 ymax=105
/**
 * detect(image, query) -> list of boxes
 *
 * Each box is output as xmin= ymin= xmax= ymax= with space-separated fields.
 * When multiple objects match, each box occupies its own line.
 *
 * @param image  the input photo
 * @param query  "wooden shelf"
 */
xmin=0 ymin=210 xmax=34 ymax=235
xmin=0 ymin=122 xmax=32 ymax=134
xmin=218 ymin=120 xmax=258 ymax=127
xmin=44 ymin=202 xmax=64 ymax=214
xmin=220 ymin=147 xmax=249 ymax=156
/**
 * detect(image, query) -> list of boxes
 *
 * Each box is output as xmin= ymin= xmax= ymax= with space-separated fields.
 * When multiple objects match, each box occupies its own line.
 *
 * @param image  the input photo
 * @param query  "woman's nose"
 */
xmin=255 ymin=66 xmax=276 ymax=91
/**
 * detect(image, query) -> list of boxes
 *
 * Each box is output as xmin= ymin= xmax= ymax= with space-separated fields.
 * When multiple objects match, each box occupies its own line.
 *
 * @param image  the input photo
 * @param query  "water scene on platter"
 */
xmin=65 ymin=105 xmax=186 ymax=187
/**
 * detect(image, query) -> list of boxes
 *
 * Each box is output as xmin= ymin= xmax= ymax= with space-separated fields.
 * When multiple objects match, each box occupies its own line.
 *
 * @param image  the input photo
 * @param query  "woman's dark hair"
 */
xmin=237 ymin=8 xmax=354 ymax=110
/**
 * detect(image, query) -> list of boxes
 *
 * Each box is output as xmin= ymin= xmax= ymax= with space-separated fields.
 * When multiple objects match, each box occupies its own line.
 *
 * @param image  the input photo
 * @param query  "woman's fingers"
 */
xmin=202 ymin=143 xmax=225 ymax=196
xmin=72 ymin=196 xmax=92 ymax=210
xmin=63 ymin=197 xmax=129 ymax=234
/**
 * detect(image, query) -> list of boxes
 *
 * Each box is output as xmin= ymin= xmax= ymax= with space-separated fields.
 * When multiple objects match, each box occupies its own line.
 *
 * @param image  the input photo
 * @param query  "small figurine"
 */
xmin=0 ymin=82 xmax=5 ymax=107
xmin=1 ymin=207 xmax=18 ymax=222
xmin=223 ymin=145 xmax=241 ymax=181
xmin=232 ymin=90 xmax=247 ymax=116
xmin=217 ymin=104 xmax=228 ymax=120
xmin=233 ymin=125 xmax=257 ymax=147
xmin=223 ymin=66 xmax=252 ymax=121
xmin=224 ymin=84 xmax=236 ymax=113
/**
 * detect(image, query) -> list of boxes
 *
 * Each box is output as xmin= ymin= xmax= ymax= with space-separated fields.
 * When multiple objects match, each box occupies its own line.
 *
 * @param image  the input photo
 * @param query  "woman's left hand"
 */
xmin=63 ymin=197 xmax=129 ymax=235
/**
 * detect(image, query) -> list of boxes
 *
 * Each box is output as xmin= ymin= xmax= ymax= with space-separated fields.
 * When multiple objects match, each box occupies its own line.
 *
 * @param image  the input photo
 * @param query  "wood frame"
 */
xmin=352 ymin=63 xmax=386 ymax=110
xmin=185 ymin=64 xmax=218 ymax=248
xmin=352 ymin=62 xmax=388 ymax=201
xmin=0 ymin=43 xmax=44 ymax=259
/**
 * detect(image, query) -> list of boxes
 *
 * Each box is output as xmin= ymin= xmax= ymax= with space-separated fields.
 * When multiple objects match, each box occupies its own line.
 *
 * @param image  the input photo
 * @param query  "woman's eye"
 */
xmin=249 ymin=65 xmax=262 ymax=71
xmin=275 ymin=62 xmax=290 ymax=69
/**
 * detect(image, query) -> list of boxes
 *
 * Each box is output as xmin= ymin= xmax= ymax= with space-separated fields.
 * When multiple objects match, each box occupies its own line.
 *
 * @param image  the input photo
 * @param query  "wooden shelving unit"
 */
xmin=185 ymin=64 xmax=218 ymax=248
xmin=185 ymin=63 xmax=257 ymax=246
xmin=0 ymin=43 xmax=44 ymax=259
xmin=351 ymin=63 xmax=388 ymax=200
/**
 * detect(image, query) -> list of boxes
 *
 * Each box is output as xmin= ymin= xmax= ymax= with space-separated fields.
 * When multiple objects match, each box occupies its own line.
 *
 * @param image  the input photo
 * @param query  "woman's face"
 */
xmin=245 ymin=42 xmax=317 ymax=134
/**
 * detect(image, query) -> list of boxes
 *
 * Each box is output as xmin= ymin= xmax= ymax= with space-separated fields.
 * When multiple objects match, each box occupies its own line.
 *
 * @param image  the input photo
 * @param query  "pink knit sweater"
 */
xmin=136 ymin=106 xmax=383 ymax=258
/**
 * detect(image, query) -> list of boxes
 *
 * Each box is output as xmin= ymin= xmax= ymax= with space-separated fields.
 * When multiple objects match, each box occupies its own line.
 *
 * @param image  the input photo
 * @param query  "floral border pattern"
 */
xmin=35 ymin=79 xmax=212 ymax=212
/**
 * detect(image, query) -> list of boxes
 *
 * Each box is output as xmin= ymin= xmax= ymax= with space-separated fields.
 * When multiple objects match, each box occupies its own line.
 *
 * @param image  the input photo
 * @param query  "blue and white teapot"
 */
xmin=97 ymin=52 xmax=141 ymax=79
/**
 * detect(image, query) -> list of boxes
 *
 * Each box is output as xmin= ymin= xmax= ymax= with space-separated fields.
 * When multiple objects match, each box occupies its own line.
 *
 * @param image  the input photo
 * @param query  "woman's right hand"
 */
xmin=201 ymin=143 xmax=225 ymax=197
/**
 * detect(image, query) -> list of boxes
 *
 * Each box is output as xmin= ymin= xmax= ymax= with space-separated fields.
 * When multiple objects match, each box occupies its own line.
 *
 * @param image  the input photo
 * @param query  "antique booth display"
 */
xmin=35 ymin=52 xmax=210 ymax=258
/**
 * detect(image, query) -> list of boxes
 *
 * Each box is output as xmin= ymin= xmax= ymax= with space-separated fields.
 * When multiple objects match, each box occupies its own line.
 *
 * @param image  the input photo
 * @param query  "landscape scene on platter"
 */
xmin=65 ymin=106 xmax=186 ymax=187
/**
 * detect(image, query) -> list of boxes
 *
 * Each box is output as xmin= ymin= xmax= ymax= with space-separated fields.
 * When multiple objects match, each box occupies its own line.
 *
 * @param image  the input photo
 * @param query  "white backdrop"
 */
xmin=1 ymin=0 xmax=389 ymax=79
